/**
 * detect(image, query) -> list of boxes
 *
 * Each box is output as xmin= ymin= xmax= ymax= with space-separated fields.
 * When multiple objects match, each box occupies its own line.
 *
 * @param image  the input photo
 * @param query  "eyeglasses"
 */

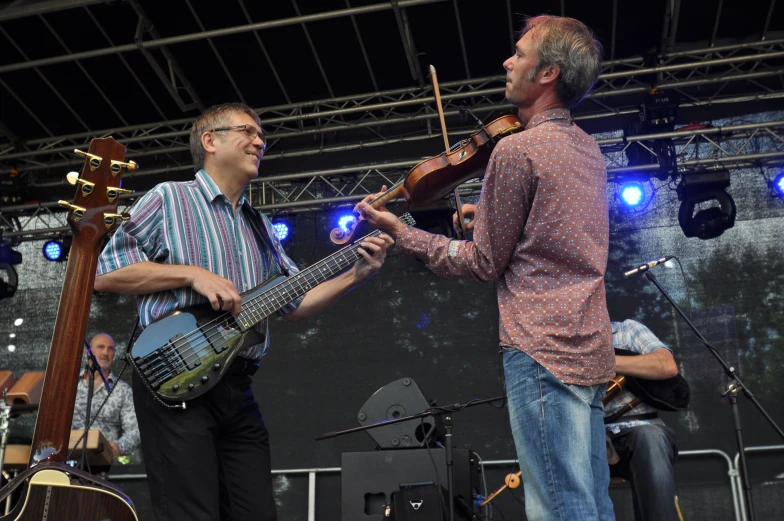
xmin=210 ymin=124 xmax=266 ymax=149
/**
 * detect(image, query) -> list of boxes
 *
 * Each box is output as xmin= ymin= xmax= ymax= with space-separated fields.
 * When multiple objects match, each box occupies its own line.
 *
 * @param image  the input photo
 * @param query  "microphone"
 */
xmin=623 ymin=256 xmax=674 ymax=278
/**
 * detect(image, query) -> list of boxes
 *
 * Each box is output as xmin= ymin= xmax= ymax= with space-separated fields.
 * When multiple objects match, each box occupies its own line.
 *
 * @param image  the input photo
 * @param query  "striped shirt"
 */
xmin=96 ymin=170 xmax=302 ymax=362
xmin=395 ymin=108 xmax=613 ymax=385
xmin=605 ymin=319 xmax=670 ymax=434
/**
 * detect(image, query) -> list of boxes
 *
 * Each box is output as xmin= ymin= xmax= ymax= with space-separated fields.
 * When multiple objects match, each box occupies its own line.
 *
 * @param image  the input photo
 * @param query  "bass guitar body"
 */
xmin=130 ymin=277 xmax=280 ymax=402
xmin=0 ymin=464 xmax=137 ymax=521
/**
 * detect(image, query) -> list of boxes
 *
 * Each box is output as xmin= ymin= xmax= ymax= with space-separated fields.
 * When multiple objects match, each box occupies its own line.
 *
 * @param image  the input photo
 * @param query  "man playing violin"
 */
xmin=357 ymin=15 xmax=615 ymax=521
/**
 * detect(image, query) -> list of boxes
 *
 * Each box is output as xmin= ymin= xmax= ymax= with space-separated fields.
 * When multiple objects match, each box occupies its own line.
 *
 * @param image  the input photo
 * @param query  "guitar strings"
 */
xmin=141 ymin=247 xmax=365 ymax=381
xmin=138 ymin=226 xmax=389 ymax=381
xmin=141 ymin=214 xmax=412 ymax=382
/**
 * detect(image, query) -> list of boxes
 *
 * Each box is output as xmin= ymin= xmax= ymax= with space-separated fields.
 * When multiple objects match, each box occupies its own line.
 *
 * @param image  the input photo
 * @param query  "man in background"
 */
xmin=606 ymin=319 xmax=680 ymax=521
xmin=71 ymin=332 xmax=140 ymax=459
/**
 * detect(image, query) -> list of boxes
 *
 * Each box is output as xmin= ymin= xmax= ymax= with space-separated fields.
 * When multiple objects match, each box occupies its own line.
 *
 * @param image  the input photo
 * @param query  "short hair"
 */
xmin=189 ymin=103 xmax=262 ymax=171
xmin=88 ymin=332 xmax=115 ymax=347
xmin=521 ymin=15 xmax=603 ymax=108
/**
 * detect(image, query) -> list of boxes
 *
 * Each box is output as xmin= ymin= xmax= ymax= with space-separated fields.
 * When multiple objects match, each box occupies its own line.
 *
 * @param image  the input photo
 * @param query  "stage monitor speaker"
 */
xmin=390 ymin=483 xmax=448 ymax=520
xmin=357 ymin=377 xmax=442 ymax=449
xmin=341 ymin=448 xmax=479 ymax=521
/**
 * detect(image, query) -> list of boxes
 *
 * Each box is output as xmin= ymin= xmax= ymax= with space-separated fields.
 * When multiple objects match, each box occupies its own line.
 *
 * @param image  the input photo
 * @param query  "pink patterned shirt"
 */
xmin=395 ymin=108 xmax=614 ymax=385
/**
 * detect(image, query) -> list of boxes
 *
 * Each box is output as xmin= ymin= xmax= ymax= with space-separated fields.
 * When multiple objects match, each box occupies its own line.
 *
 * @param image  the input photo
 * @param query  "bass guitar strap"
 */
xmin=244 ymin=206 xmax=291 ymax=277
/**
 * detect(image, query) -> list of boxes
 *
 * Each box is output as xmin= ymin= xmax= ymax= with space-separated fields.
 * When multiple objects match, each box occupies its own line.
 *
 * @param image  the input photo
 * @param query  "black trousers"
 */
xmin=132 ymin=370 xmax=276 ymax=521
xmin=611 ymin=423 xmax=679 ymax=521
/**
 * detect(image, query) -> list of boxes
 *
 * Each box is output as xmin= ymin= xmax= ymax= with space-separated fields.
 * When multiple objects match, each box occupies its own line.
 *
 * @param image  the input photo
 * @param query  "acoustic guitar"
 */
xmin=0 ymin=138 xmax=138 ymax=520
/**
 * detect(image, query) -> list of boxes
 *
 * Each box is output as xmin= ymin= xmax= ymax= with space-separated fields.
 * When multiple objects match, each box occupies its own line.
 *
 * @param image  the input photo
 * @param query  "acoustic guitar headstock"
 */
xmin=59 ymin=138 xmax=137 ymax=243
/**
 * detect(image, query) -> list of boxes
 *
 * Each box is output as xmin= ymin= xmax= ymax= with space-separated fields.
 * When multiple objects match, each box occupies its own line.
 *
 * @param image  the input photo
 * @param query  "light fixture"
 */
xmin=272 ymin=221 xmax=290 ymax=241
xmin=7 ymin=345 xmax=15 ymax=352
xmin=0 ymin=238 xmax=21 ymax=300
xmin=14 ymin=318 xmax=23 ymax=326
xmin=773 ymin=172 xmax=784 ymax=198
xmin=337 ymin=214 xmax=356 ymax=233
xmin=677 ymin=169 xmax=736 ymax=240
xmin=620 ymin=183 xmax=644 ymax=207
xmin=42 ymin=238 xmax=71 ymax=262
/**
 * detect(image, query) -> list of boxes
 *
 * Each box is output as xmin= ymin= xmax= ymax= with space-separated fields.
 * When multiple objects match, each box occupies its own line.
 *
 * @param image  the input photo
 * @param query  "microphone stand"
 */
xmin=80 ymin=341 xmax=112 ymax=472
xmin=642 ymin=270 xmax=784 ymax=521
xmin=317 ymin=395 xmax=504 ymax=521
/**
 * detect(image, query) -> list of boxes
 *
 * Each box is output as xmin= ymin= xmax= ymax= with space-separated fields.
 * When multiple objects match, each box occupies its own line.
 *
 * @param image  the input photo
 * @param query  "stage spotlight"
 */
xmin=677 ymin=169 xmax=736 ymax=240
xmin=0 ymin=238 xmax=22 ymax=300
xmin=272 ymin=221 xmax=290 ymax=241
xmin=620 ymin=183 xmax=644 ymax=207
xmin=337 ymin=214 xmax=356 ymax=233
xmin=773 ymin=172 xmax=784 ymax=197
xmin=42 ymin=239 xmax=70 ymax=262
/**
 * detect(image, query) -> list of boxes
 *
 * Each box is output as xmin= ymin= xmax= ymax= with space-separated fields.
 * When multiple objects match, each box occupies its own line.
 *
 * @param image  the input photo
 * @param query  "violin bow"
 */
xmin=429 ymin=64 xmax=467 ymax=239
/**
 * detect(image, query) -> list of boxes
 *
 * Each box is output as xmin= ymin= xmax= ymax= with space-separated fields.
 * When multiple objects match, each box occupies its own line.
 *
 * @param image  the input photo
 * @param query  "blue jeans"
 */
xmin=610 ymin=424 xmax=678 ymax=521
xmin=503 ymin=349 xmax=615 ymax=521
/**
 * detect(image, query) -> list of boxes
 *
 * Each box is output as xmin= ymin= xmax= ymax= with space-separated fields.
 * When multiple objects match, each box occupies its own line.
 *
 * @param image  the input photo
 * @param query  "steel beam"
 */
xmin=345 ymin=0 xmax=378 ymax=92
xmin=84 ymin=6 xmax=167 ymax=120
xmin=0 ymin=0 xmax=105 ymax=22
xmin=184 ymin=0 xmax=246 ymax=104
xmin=237 ymin=0 xmax=290 ymax=104
xmin=452 ymin=0 xmax=471 ymax=78
xmin=38 ymin=14 xmax=129 ymax=126
xmin=0 ymin=0 xmax=450 ymax=75
xmin=291 ymin=0 xmax=334 ymax=98
xmin=0 ymin=26 xmax=91 ymax=131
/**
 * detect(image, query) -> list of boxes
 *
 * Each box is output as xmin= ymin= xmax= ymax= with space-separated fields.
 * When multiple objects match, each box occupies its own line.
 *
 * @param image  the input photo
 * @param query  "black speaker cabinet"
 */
xmin=341 ymin=448 xmax=479 ymax=521
xmin=390 ymin=484 xmax=448 ymax=520
xmin=357 ymin=377 xmax=443 ymax=449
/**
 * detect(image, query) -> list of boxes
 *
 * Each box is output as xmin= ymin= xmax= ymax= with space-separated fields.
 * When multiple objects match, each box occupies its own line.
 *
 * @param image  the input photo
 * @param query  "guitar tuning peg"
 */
xmin=58 ymin=200 xmax=87 ymax=222
xmin=106 ymin=186 xmax=134 ymax=203
xmin=74 ymin=149 xmax=102 ymax=171
xmin=103 ymin=212 xmax=130 ymax=229
xmin=65 ymin=172 xmax=95 ymax=197
xmin=110 ymin=159 xmax=139 ymax=176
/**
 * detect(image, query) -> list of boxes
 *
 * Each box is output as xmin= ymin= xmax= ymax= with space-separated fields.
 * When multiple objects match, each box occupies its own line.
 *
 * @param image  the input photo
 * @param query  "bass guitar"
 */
xmin=0 ymin=138 xmax=138 ymax=520
xmin=131 ymin=214 xmax=415 ymax=403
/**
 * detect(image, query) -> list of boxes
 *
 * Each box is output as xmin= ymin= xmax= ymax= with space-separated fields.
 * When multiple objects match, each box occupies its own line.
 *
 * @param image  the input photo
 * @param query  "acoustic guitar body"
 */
xmin=0 ymin=464 xmax=137 ymax=521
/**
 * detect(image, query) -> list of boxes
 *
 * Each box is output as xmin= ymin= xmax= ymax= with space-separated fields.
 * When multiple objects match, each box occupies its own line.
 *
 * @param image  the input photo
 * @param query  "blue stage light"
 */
xmin=620 ymin=183 xmax=644 ymax=207
xmin=272 ymin=222 xmax=290 ymax=241
xmin=774 ymin=173 xmax=784 ymax=197
xmin=42 ymin=240 xmax=66 ymax=262
xmin=338 ymin=214 xmax=356 ymax=233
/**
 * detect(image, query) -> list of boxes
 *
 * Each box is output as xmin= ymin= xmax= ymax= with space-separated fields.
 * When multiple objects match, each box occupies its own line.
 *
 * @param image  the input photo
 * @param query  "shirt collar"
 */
xmin=196 ymin=169 xmax=249 ymax=208
xmin=80 ymin=371 xmax=117 ymax=387
xmin=524 ymin=108 xmax=572 ymax=130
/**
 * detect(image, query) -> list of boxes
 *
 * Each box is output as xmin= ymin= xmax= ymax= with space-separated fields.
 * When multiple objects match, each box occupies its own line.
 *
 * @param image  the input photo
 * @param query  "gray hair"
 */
xmin=189 ymin=103 xmax=262 ymax=171
xmin=521 ymin=16 xmax=603 ymax=108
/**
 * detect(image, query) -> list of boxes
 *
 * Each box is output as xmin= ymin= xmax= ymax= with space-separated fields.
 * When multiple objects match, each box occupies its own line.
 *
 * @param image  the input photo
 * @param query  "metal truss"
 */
xmin=4 ymin=118 xmax=782 ymax=241
xmin=1 ymin=38 xmax=782 ymax=179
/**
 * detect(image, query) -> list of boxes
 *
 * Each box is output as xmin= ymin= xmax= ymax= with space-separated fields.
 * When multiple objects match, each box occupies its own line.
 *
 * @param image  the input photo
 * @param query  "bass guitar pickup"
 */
xmin=169 ymin=333 xmax=202 ymax=370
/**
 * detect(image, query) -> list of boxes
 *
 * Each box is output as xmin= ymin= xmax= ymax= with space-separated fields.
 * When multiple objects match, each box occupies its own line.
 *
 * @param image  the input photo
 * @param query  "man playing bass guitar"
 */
xmin=95 ymin=102 xmax=393 ymax=521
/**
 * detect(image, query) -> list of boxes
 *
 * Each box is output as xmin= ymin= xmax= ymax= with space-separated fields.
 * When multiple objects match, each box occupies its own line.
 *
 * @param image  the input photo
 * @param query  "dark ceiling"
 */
xmin=0 ymin=0 xmax=782 ymax=213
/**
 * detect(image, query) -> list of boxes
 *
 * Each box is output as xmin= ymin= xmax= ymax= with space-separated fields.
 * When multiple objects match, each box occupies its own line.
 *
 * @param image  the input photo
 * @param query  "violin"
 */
xmin=329 ymin=113 xmax=523 ymax=245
